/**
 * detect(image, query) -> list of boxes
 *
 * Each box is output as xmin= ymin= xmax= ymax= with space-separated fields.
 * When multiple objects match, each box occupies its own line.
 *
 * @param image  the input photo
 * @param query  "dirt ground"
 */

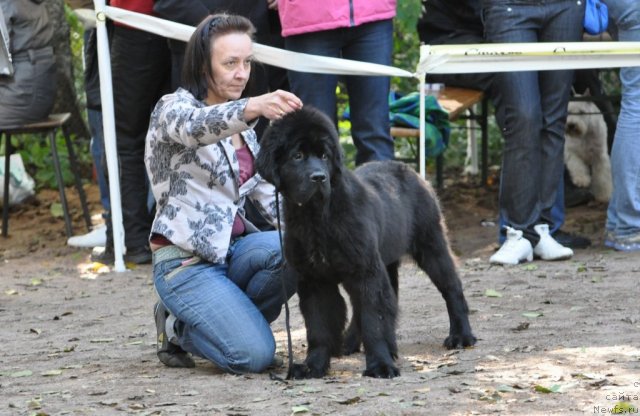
xmin=1 ymin=175 xmax=639 ymax=416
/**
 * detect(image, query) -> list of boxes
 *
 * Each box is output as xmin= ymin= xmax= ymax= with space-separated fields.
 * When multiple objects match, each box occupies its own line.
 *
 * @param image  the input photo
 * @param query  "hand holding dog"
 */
xmin=245 ymin=89 xmax=302 ymax=122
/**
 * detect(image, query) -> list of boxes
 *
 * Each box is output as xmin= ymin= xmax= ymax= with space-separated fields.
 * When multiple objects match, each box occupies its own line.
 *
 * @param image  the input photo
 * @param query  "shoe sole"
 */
xmin=490 ymin=253 xmax=533 ymax=265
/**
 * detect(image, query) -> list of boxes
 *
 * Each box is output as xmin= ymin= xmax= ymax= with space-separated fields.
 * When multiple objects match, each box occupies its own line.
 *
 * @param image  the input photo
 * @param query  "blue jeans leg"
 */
xmin=87 ymin=108 xmax=110 ymax=212
xmin=153 ymin=232 xmax=294 ymax=374
xmin=285 ymin=20 xmax=394 ymax=164
xmin=484 ymin=0 xmax=583 ymax=244
xmin=605 ymin=1 xmax=640 ymax=237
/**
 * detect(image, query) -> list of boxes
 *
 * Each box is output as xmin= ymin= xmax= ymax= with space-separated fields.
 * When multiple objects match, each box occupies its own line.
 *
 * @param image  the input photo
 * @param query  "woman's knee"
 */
xmin=225 ymin=340 xmax=275 ymax=374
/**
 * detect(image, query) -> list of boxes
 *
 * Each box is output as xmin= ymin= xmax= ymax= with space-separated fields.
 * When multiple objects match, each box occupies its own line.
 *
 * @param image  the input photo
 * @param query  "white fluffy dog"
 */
xmin=564 ymin=98 xmax=612 ymax=202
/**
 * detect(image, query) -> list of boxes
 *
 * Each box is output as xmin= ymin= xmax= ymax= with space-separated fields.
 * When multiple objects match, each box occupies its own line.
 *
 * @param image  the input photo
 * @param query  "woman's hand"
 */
xmin=245 ymin=90 xmax=303 ymax=121
xmin=267 ymin=0 xmax=278 ymax=10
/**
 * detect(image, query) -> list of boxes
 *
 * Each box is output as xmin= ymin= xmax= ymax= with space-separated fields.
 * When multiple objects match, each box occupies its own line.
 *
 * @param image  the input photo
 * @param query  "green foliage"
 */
xmin=65 ymin=5 xmax=87 ymax=111
xmin=4 ymin=132 xmax=91 ymax=190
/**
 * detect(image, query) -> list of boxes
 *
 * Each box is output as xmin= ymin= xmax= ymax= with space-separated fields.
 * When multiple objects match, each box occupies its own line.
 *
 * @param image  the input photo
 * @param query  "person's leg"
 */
xmin=343 ymin=19 xmax=395 ymax=164
xmin=536 ymin=0 xmax=585 ymax=230
xmin=227 ymin=231 xmax=296 ymax=323
xmin=284 ymin=31 xmax=340 ymax=125
xmin=605 ymin=0 xmax=640 ymax=242
xmin=111 ymin=27 xmax=170 ymax=253
xmin=87 ymin=108 xmax=110 ymax=212
xmin=153 ymin=251 xmax=277 ymax=374
xmin=484 ymin=5 xmax=543 ymax=245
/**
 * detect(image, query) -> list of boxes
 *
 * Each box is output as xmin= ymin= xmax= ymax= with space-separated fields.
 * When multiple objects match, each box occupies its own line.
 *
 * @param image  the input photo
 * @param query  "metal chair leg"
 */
xmin=62 ymin=127 xmax=92 ymax=231
xmin=49 ymin=129 xmax=74 ymax=238
xmin=2 ymin=133 xmax=11 ymax=237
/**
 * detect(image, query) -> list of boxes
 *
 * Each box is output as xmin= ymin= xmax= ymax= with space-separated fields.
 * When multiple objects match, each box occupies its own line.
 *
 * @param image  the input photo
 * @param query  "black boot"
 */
xmin=154 ymin=302 xmax=195 ymax=368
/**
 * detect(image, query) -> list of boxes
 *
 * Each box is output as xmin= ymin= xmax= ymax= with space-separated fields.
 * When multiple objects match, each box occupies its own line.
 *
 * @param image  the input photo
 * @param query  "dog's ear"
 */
xmin=255 ymin=124 xmax=282 ymax=189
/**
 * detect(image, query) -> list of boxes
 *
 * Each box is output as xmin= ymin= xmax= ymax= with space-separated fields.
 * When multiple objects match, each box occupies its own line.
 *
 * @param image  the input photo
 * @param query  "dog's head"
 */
xmin=256 ymin=106 xmax=343 ymax=206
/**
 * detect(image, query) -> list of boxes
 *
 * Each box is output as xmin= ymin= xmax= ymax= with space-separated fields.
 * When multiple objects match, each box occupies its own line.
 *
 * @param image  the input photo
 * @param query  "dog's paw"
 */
xmin=571 ymin=173 xmax=591 ymax=188
xmin=288 ymin=363 xmax=328 ymax=379
xmin=363 ymin=362 xmax=400 ymax=379
xmin=444 ymin=332 xmax=477 ymax=349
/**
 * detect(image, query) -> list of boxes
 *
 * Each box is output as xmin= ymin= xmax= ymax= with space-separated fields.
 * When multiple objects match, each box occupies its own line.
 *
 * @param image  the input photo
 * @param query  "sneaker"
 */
xmin=533 ymin=224 xmax=573 ymax=260
xmin=606 ymin=231 xmax=640 ymax=252
xmin=67 ymin=225 xmax=107 ymax=248
xmin=154 ymin=302 xmax=195 ymax=368
xmin=90 ymin=244 xmax=152 ymax=265
xmin=490 ymin=227 xmax=533 ymax=265
xmin=552 ymin=229 xmax=591 ymax=249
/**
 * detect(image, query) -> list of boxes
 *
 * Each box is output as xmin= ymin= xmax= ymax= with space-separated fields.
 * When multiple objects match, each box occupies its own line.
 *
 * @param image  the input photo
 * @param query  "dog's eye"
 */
xmin=292 ymin=152 xmax=304 ymax=161
xmin=321 ymin=153 xmax=328 ymax=160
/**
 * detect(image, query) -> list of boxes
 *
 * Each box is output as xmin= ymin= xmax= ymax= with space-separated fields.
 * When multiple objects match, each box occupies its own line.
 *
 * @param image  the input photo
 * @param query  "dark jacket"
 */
xmin=417 ymin=0 xmax=482 ymax=44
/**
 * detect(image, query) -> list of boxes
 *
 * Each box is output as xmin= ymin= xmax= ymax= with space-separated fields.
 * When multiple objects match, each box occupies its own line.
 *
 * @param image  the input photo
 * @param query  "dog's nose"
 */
xmin=310 ymin=171 xmax=327 ymax=183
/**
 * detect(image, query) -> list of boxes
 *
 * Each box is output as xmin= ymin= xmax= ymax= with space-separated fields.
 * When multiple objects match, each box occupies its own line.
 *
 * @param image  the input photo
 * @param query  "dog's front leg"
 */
xmin=345 ymin=268 xmax=400 ymax=378
xmin=565 ymin=152 xmax=592 ymax=188
xmin=290 ymin=280 xmax=346 ymax=379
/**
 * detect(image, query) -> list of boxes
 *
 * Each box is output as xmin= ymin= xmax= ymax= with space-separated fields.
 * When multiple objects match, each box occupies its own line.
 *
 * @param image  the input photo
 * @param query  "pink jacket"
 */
xmin=278 ymin=0 xmax=396 ymax=37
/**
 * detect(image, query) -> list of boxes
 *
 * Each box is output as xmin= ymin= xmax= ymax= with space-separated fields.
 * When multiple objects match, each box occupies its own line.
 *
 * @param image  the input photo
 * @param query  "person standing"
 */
xmin=277 ymin=0 xmax=396 ymax=165
xmin=483 ymin=0 xmax=584 ymax=264
xmin=91 ymin=0 xmax=172 ymax=264
xmin=604 ymin=0 xmax=640 ymax=251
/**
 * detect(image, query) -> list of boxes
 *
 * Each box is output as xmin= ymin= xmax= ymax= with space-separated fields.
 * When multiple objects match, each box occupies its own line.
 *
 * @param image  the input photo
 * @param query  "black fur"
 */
xmin=256 ymin=106 xmax=476 ymax=379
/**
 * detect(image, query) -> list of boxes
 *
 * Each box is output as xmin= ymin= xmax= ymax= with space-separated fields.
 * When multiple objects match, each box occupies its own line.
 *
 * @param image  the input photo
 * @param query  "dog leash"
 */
xmin=271 ymin=191 xmax=295 ymax=381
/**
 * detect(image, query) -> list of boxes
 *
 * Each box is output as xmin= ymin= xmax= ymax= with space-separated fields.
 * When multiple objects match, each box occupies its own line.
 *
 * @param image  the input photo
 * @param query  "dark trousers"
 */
xmin=110 ymin=26 xmax=171 ymax=248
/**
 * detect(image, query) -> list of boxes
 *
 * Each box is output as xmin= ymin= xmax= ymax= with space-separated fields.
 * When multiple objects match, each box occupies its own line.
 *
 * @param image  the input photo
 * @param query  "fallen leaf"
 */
xmin=534 ymin=384 xmax=560 ymax=394
xmin=521 ymin=264 xmax=538 ymax=271
xmin=291 ymin=405 xmax=310 ymax=413
xmin=496 ymin=384 xmax=515 ymax=393
xmin=513 ymin=322 xmax=530 ymax=331
xmin=522 ymin=312 xmax=543 ymax=319
xmin=90 ymin=338 xmax=115 ymax=343
xmin=41 ymin=369 xmax=62 ymax=377
xmin=30 ymin=278 xmax=43 ymax=286
xmin=484 ymin=289 xmax=503 ymax=298
xmin=30 ymin=328 xmax=42 ymax=335
xmin=50 ymin=203 xmax=64 ymax=218
xmin=10 ymin=370 xmax=33 ymax=378
xmin=4 ymin=289 xmax=18 ymax=296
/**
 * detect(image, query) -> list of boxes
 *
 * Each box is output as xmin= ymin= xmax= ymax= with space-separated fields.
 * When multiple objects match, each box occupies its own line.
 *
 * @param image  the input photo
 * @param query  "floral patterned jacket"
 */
xmin=145 ymin=88 xmax=280 ymax=264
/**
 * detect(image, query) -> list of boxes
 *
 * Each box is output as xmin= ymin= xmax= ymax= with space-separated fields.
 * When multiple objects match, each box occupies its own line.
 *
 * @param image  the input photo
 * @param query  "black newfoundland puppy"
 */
xmin=256 ymin=106 xmax=476 ymax=379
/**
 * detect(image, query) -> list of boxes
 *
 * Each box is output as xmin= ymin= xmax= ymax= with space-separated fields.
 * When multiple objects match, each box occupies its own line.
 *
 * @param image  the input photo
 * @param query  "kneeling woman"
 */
xmin=145 ymin=14 xmax=302 ymax=373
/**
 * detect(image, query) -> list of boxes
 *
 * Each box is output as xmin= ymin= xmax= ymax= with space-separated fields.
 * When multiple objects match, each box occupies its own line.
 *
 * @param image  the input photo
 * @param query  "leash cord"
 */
xmin=274 ymin=191 xmax=295 ymax=380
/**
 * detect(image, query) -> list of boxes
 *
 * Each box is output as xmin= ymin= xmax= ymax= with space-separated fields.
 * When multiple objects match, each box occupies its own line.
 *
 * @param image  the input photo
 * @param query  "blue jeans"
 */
xmin=153 ymin=232 xmax=296 ymax=374
xmin=482 ymin=0 xmax=584 ymax=245
xmin=87 ymin=108 xmax=110 ymax=212
xmin=285 ymin=19 xmax=394 ymax=165
xmin=605 ymin=0 xmax=640 ymax=237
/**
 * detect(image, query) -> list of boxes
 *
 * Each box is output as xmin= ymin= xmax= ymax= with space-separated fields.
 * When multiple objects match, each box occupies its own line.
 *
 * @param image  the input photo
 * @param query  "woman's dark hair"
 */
xmin=182 ymin=14 xmax=256 ymax=101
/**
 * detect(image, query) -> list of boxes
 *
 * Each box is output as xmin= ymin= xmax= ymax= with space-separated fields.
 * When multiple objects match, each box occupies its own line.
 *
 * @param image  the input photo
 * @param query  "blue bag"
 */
xmin=584 ymin=0 xmax=608 ymax=35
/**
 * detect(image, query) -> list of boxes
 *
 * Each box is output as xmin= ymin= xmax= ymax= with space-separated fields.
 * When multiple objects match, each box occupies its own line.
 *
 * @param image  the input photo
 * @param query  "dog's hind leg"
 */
xmin=291 ymin=281 xmax=346 ymax=379
xmin=343 ymin=261 xmax=399 ymax=356
xmin=413 ymin=219 xmax=476 ymax=349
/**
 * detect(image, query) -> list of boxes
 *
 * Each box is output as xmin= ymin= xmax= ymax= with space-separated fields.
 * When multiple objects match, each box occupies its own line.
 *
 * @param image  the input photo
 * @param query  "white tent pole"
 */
xmin=93 ymin=0 xmax=126 ymax=272
xmin=418 ymin=72 xmax=426 ymax=179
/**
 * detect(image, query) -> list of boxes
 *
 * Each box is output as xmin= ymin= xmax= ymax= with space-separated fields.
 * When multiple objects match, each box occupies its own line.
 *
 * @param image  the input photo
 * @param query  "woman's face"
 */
xmin=206 ymin=32 xmax=253 ymax=105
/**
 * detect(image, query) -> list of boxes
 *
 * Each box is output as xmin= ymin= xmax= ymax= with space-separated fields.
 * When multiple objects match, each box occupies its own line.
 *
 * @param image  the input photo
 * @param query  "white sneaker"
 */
xmin=533 ymin=224 xmax=573 ymax=260
xmin=67 ymin=225 xmax=107 ymax=248
xmin=490 ymin=227 xmax=533 ymax=265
